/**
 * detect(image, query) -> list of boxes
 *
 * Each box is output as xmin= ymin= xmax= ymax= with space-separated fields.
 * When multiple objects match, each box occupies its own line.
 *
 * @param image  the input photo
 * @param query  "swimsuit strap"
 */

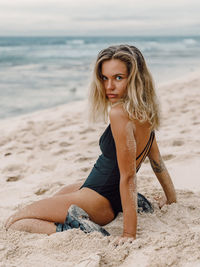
xmin=136 ymin=131 xmax=154 ymax=160
xmin=136 ymin=131 xmax=155 ymax=173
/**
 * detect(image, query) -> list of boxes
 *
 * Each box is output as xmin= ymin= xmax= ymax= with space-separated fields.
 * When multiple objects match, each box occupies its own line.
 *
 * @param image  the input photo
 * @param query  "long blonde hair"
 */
xmin=88 ymin=44 xmax=160 ymax=130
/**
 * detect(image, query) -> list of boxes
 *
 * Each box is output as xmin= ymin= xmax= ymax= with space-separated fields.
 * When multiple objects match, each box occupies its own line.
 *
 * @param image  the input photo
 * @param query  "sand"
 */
xmin=0 ymin=72 xmax=200 ymax=267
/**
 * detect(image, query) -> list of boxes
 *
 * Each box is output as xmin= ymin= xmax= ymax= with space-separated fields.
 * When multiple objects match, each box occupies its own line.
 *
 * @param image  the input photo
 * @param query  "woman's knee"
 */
xmin=8 ymin=219 xmax=30 ymax=232
xmin=8 ymin=219 xmax=57 ymax=234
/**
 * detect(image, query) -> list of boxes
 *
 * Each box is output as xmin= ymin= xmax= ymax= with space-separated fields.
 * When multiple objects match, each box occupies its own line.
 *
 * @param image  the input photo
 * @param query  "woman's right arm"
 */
xmin=148 ymin=137 xmax=177 ymax=206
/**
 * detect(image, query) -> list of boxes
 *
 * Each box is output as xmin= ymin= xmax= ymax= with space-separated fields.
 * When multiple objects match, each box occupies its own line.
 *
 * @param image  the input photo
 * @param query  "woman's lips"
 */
xmin=107 ymin=94 xmax=117 ymax=98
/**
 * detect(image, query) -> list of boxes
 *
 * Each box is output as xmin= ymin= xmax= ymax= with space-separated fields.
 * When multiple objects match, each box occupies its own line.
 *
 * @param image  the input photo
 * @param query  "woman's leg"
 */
xmin=6 ymin=182 xmax=88 ymax=234
xmin=8 ymin=181 xmax=84 ymax=233
xmin=5 ymin=188 xmax=115 ymax=232
xmin=9 ymin=218 xmax=56 ymax=235
xmin=53 ymin=182 xmax=83 ymax=196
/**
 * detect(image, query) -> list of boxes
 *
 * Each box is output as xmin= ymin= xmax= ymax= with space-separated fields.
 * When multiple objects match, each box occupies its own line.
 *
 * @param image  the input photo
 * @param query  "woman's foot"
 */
xmin=137 ymin=193 xmax=154 ymax=213
xmin=56 ymin=205 xmax=110 ymax=236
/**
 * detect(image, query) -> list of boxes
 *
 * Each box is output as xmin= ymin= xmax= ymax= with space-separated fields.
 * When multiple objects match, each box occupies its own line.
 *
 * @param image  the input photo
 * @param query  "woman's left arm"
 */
xmin=109 ymin=107 xmax=137 ymax=239
xmin=148 ymin=137 xmax=177 ymax=207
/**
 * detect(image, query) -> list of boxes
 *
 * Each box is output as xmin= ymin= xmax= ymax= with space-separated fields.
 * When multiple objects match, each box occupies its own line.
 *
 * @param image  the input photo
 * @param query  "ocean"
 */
xmin=0 ymin=36 xmax=200 ymax=119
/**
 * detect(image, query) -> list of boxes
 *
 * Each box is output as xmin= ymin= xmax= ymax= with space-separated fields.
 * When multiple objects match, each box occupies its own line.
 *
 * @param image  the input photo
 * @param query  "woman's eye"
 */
xmin=102 ymin=76 xmax=107 ymax=81
xmin=116 ymin=76 xmax=122 ymax=80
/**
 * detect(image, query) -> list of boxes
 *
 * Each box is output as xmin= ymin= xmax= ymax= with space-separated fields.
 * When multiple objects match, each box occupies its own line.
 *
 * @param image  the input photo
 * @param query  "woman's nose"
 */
xmin=106 ymin=79 xmax=115 ymax=90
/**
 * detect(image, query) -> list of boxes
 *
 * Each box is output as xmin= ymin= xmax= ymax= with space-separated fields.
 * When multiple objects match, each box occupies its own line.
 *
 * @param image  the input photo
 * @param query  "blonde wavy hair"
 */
xmin=88 ymin=44 xmax=160 ymax=130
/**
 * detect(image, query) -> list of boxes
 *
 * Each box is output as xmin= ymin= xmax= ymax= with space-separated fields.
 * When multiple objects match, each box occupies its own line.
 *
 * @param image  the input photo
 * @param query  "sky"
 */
xmin=0 ymin=0 xmax=199 ymax=36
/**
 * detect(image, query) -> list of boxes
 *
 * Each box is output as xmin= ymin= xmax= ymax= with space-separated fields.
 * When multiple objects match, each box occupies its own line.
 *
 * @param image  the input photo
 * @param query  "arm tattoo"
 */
xmin=149 ymin=155 xmax=166 ymax=173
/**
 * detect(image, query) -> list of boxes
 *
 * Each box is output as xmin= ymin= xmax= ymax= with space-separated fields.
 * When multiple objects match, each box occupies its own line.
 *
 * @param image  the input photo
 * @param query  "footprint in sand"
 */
xmin=0 ymin=137 xmax=11 ymax=147
xmin=59 ymin=141 xmax=72 ymax=147
xmin=180 ymin=129 xmax=188 ymax=134
xmin=4 ymin=152 xmax=12 ymax=156
xmin=6 ymin=175 xmax=22 ymax=182
xmin=40 ymin=164 xmax=56 ymax=172
xmin=79 ymin=128 xmax=96 ymax=134
xmin=75 ymin=156 xmax=93 ymax=163
xmin=2 ymin=161 xmax=26 ymax=182
xmin=81 ymin=167 xmax=90 ymax=172
xmin=22 ymin=145 xmax=34 ymax=150
xmin=2 ymin=163 xmax=26 ymax=173
xmin=162 ymin=154 xmax=175 ymax=161
xmin=46 ymin=121 xmax=54 ymax=126
xmin=48 ymin=122 xmax=67 ymax=132
xmin=172 ymin=140 xmax=184 ymax=147
xmin=22 ymin=139 xmax=33 ymax=145
xmin=34 ymin=188 xmax=49 ymax=195
xmin=52 ymin=149 xmax=70 ymax=156
xmin=88 ymin=141 xmax=97 ymax=146
xmin=35 ymin=182 xmax=66 ymax=195
xmin=48 ymin=141 xmax=57 ymax=145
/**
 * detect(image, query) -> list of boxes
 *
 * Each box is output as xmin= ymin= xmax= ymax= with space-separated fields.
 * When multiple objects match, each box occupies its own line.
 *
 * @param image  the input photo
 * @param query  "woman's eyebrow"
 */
xmin=113 ymin=73 xmax=126 ymax=76
xmin=102 ymin=73 xmax=126 ymax=77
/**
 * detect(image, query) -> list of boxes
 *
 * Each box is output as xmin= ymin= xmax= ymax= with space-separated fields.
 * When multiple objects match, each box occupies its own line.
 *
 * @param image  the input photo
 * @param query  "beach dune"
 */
xmin=0 ymin=73 xmax=200 ymax=267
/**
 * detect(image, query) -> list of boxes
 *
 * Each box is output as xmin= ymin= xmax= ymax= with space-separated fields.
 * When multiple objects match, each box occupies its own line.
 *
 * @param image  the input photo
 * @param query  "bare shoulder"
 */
xmin=109 ymin=103 xmax=130 ymax=124
xmin=109 ymin=103 xmax=135 ymax=135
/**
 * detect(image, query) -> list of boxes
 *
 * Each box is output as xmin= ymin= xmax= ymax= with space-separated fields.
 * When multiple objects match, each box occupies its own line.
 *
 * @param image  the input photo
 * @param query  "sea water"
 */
xmin=0 ymin=36 xmax=200 ymax=119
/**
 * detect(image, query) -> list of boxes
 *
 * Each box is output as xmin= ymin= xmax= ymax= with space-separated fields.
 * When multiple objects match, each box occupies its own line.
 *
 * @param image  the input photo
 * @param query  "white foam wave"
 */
xmin=183 ymin=38 xmax=197 ymax=45
xmin=66 ymin=39 xmax=85 ymax=45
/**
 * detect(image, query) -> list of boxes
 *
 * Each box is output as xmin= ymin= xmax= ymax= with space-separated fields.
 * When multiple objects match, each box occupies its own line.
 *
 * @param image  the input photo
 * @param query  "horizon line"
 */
xmin=0 ymin=34 xmax=200 ymax=38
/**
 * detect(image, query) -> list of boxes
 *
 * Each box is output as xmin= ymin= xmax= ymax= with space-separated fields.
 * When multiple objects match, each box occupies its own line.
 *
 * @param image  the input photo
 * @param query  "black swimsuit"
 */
xmin=80 ymin=124 xmax=155 ymax=217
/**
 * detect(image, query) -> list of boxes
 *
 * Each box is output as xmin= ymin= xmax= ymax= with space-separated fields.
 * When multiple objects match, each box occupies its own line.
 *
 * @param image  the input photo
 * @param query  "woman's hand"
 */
xmin=113 ymin=235 xmax=135 ymax=247
xmin=154 ymin=194 xmax=168 ymax=208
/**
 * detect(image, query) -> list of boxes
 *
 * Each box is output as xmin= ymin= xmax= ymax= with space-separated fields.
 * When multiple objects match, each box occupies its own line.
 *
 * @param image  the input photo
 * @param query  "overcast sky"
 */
xmin=0 ymin=0 xmax=199 ymax=36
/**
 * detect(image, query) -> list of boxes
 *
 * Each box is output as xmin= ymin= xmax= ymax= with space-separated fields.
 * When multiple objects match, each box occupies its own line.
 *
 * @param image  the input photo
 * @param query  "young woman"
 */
xmin=5 ymin=44 xmax=176 ymax=240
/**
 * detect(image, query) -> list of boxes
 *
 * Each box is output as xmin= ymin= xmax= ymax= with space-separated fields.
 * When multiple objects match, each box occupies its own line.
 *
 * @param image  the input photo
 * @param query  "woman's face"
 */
xmin=101 ymin=59 xmax=128 ymax=103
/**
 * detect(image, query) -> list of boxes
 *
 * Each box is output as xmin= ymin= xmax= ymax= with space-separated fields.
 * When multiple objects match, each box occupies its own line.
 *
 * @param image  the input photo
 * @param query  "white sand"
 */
xmin=0 ymin=73 xmax=200 ymax=267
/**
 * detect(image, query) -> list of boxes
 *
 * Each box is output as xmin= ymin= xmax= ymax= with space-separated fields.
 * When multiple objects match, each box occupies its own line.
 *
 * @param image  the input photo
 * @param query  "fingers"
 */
xmin=154 ymin=195 xmax=167 ymax=208
xmin=112 ymin=236 xmax=134 ymax=247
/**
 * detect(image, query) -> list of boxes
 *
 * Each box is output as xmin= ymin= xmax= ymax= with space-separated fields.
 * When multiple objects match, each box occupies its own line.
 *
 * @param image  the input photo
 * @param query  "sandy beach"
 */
xmin=0 ymin=72 xmax=200 ymax=267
